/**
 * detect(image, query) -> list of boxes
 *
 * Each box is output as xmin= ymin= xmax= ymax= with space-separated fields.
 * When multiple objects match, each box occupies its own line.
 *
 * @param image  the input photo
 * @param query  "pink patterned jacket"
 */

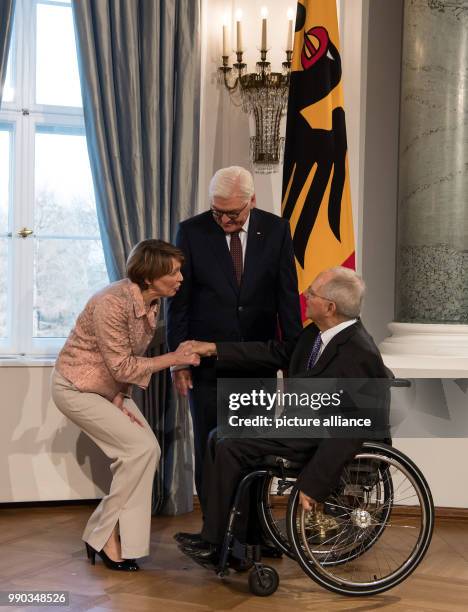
xmin=55 ymin=279 xmax=159 ymax=401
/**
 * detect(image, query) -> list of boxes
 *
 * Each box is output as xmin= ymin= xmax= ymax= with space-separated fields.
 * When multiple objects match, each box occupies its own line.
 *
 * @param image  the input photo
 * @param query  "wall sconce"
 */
xmin=218 ymin=7 xmax=295 ymax=174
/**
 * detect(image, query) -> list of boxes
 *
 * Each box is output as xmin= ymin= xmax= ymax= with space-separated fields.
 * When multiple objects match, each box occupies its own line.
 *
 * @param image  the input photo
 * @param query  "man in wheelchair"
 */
xmin=176 ymin=267 xmax=392 ymax=567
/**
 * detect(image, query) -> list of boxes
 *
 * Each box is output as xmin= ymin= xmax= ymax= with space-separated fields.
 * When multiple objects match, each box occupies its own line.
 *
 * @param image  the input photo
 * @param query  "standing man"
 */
xmin=166 ymin=166 xmax=302 ymax=496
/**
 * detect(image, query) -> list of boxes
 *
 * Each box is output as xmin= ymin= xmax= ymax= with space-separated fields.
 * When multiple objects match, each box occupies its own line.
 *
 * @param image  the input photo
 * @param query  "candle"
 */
xmin=235 ymin=9 xmax=243 ymax=53
xmin=261 ymin=7 xmax=268 ymax=51
xmin=286 ymin=8 xmax=294 ymax=50
xmin=222 ymin=24 xmax=228 ymax=56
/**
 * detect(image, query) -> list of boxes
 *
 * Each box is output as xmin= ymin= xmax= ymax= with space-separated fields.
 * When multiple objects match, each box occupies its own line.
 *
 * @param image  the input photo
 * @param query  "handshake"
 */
xmin=174 ymin=340 xmax=217 ymax=364
xmin=171 ymin=340 xmax=217 ymax=397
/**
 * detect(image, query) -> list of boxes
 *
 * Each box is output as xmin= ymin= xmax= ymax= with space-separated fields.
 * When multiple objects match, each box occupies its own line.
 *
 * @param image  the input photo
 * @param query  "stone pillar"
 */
xmin=396 ymin=0 xmax=468 ymax=324
xmin=380 ymin=0 xmax=468 ymax=373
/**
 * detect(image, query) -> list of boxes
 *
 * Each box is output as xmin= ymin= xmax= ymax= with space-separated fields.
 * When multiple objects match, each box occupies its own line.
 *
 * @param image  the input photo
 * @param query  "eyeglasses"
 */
xmin=306 ymin=289 xmax=334 ymax=303
xmin=211 ymin=199 xmax=250 ymax=220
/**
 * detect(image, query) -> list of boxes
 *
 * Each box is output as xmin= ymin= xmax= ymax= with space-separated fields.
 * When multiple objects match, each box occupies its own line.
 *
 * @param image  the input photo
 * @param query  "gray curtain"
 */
xmin=0 ymin=0 xmax=15 ymax=105
xmin=72 ymin=0 xmax=200 ymax=514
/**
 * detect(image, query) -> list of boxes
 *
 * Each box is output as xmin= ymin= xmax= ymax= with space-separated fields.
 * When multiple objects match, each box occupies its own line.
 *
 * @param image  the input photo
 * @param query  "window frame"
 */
xmin=0 ymin=0 xmax=107 ymax=356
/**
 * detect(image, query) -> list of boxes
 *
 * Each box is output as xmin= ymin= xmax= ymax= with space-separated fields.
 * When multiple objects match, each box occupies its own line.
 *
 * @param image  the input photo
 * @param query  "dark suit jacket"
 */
xmin=216 ymin=320 xmax=393 ymax=500
xmin=166 ymin=208 xmax=302 ymax=357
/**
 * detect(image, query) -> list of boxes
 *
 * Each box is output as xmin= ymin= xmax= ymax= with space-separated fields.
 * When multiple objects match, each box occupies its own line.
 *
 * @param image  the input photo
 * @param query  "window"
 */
xmin=0 ymin=0 xmax=108 ymax=355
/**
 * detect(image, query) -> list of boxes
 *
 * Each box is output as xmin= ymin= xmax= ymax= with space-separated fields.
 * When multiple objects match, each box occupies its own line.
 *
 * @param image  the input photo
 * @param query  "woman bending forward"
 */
xmin=51 ymin=239 xmax=198 ymax=571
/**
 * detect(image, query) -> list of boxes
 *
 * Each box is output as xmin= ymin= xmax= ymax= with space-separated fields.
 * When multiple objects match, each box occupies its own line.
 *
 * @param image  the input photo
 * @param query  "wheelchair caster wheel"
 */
xmin=248 ymin=565 xmax=279 ymax=596
xmin=216 ymin=569 xmax=229 ymax=578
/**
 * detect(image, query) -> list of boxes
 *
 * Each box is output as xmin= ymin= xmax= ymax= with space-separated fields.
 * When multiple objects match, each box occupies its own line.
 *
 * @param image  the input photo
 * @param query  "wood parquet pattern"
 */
xmin=0 ymin=504 xmax=467 ymax=611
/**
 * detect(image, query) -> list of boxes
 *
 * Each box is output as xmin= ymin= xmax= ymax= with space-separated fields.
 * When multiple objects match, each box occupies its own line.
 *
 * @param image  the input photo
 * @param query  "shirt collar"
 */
xmin=127 ymin=279 xmax=159 ymax=319
xmin=320 ymin=318 xmax=357 ymax=349
xmin=240 ymin=213 xmax=250 ymax=233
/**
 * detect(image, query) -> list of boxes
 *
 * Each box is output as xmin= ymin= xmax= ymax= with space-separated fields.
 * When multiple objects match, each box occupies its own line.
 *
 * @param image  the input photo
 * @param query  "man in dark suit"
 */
xmin=177 ymin=267 xmax=392 ymax=562
xmin=166 ymin=166 xmax=302 ymax=496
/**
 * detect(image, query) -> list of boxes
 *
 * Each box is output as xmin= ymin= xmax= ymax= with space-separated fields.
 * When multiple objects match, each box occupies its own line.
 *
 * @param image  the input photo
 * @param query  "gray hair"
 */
xmin=208 ymin=166 xmax=254 ymax=201
xmin=320 ymin=267 xmax=366 ymax=319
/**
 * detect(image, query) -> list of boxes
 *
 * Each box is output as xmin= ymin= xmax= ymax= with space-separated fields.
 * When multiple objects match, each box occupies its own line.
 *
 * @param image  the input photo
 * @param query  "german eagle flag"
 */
xmin=282 ymin=0 xmax=355 ymax=317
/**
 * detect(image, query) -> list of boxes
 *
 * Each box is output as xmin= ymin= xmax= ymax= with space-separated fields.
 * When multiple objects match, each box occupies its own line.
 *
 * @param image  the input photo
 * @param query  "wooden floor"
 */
xmin=0 ymin=504 xmax=467 ymax=611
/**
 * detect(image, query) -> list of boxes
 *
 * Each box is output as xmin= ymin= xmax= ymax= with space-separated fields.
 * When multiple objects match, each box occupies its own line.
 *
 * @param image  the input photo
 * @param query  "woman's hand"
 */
xmin=175 ymin=340 xmax=194 ymax=353
xmin=172 ymin=350 xmax=200 ymax=367
xmin=112 ymin=393 xmax=144 ymax=427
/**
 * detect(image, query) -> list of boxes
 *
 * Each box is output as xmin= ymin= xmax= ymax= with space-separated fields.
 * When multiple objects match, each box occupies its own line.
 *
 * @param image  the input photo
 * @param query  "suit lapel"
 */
xmin=204 ymin=215 xmax=239 ymax=295
xmin=241 ymin=209 xmax=263 ymax=296
xmin=309 ymin=321 xmax=360 ymax=376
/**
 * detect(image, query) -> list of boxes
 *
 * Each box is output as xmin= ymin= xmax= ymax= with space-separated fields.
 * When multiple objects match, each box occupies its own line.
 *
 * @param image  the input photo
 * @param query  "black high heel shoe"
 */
xmin=85 ymin=543 xmax=139 ymax=571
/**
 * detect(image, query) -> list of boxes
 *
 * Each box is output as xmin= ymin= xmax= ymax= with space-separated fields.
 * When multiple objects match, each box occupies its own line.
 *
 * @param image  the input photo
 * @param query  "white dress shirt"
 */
xmin=316 ymin=318 xmax=357 ymax=361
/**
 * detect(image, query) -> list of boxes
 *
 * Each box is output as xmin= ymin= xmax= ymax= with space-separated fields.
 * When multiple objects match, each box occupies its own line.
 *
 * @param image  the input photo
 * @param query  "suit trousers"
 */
xmin=199 ymin=436 xmax=317 ymax=545
xmin=51 ymin=369 xmax=160 ymax=559
xmin=189 ymin=365 xmax=279 ymax=498
xmin=188 ymin=365 xmax=218 ymax=496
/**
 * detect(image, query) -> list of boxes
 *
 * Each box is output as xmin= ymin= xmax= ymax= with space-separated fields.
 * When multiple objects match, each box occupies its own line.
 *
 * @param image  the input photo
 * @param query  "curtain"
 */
xmin=72 ymin=0 xmax=200 ymax=514
xmin=0 ymin=0 xmax=15 ymax=105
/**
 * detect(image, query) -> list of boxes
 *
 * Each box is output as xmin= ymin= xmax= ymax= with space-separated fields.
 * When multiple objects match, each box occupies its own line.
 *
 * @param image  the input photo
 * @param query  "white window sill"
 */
xmin=0 ymin=356 xmax=57 ymax=367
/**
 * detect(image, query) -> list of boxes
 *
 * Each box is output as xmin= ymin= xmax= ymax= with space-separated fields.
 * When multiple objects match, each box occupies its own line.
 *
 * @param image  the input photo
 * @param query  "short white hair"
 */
xmin=208 ymin=166 xmax=254 ymax=201
xmin=319 ymin=267 xmax=366 ymax=319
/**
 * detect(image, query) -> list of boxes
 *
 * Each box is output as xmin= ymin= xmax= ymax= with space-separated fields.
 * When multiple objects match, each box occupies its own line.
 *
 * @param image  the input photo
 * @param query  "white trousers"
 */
xmin=51 ymin=369 xmax=160 ymax=558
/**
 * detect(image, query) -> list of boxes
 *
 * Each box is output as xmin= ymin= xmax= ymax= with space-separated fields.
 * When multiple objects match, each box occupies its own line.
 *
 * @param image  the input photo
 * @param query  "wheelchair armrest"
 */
xmin=390 ymin=378 xmax=411 ymax=388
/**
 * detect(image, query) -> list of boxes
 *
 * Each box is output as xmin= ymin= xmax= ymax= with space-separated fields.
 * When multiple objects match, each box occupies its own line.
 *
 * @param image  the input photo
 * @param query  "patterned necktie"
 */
xmin=230 ymin=231 xmax=243 ymax=286
xmin=307 ymin=333 xmax=322 ymax=369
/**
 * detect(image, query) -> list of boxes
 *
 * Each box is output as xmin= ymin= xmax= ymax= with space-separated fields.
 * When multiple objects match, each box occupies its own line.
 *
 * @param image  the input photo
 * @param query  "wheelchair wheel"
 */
xmin=248 ymin=565 xmax=279 ymax=596
xmin=258 ymin=473 xmax=296 ymax=558
xmin=287 ymin=442 xmax=434 ymax=596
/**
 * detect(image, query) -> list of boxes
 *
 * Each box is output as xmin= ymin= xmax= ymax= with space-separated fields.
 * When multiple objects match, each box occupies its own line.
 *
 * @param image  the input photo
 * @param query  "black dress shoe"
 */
xmin=179 ymin=540 xmax=219 ymax=568
xmin=174 ymin=532 xmax=203 ymax=546
xmin=85 ymin=543 xmax=139 ymax=571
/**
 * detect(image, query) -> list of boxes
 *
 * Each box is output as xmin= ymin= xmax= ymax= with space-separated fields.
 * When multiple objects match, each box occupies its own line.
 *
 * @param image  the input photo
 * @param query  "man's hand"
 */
xmin=299 ymin=491 xmax=322 ymax=512
xmin=188 ymin=340 xmax=217 ymax=357
xmin=172 ymin=368 xmax=193 ymax=397
xmin=174 ymin=340 xmax=216 ymax=360
xmin=112 ymin=393 xmax=144 ymax=427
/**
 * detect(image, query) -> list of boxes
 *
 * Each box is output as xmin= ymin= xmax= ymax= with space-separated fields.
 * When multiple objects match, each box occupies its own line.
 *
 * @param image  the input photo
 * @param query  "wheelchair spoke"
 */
xmin=309 ymin=518 xmax=353 ymax=552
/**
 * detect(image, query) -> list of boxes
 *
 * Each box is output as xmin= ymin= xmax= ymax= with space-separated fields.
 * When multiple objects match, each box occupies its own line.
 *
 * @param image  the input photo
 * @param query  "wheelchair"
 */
xmin=214 ymin=440 xmax=434 ymax=597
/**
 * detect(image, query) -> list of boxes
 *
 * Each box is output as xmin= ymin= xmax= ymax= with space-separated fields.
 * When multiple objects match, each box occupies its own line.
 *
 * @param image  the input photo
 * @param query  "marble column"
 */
xmin=397 ymin=0 xmax=468 ymax=323
xmin=380 ymin=0 xmax=468 ymax=373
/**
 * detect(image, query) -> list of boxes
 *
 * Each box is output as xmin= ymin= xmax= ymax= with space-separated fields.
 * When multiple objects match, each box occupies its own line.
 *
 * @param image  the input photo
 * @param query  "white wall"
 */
xmin=360 ymin=0 xmax=404 ymax=345
xmin=0 ymin=364 xmax=109 ymax=503
xmin=2 ymin=363 xmax=467 ymax=508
